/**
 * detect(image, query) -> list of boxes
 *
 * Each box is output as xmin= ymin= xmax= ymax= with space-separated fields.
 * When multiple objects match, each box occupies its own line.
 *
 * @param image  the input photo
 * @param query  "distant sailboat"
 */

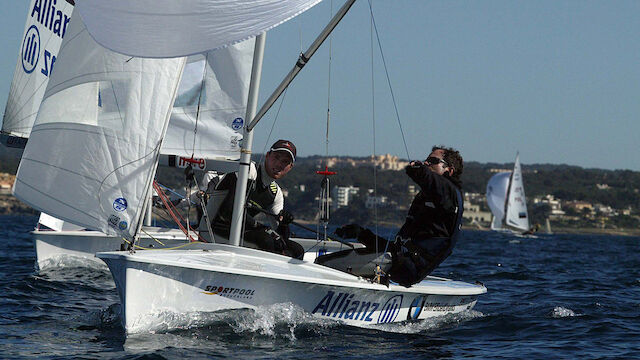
xmin=486 ymin=153 xmax=531 ymax=234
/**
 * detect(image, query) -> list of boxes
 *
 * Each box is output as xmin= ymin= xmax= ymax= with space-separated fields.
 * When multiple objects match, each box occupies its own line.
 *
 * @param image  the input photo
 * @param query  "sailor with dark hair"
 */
xmin=200 ymin=139 xmax=304 ymax=259
xmin=332 ymin=145 xmax=464 ymax=287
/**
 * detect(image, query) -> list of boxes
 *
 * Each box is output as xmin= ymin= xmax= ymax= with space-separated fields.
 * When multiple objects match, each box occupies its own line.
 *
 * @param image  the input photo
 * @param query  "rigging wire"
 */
xmin=369 ymin=1 xmax=379 ymax=254
xmin=191 ymin=53 xmax=209 ymax=158
xmin=367 ymin=0 xmax=411 ymax=161
xmin=318 ymin=0 xmax=335 ymax=244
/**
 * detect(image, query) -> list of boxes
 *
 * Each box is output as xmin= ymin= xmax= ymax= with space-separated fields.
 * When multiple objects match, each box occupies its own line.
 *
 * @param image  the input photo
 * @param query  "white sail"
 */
xmin=161 ymin=39 xmax=255 ymax=161
xmin=13 ymin=12 xmax=186 ymax=240
xmin=486 ymin=171 xmax=510 ymax=230
xmin=1 ymin=0 xmax=74 ymax=141
xmin=504 ymin=154 xmax=530 ymax=231
xmin=75 ymin=0 xmax=322 ymax=58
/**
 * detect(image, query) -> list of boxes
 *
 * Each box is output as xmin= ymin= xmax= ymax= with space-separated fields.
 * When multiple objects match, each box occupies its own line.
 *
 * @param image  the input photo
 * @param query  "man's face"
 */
xmin=425 ymin=149 xmax=451 ymax=176
xmin=265 ymin=151 xmax=294 ymax=179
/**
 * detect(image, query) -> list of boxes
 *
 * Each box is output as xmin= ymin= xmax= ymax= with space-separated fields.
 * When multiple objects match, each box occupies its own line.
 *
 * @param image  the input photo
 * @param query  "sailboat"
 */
xmin=14 ymin=0 xmax=486 ymax=334
xmin=486 ymin=153 xmax=532 ymax=234
xmin=4 ymin=1 xmax=345 ymax=269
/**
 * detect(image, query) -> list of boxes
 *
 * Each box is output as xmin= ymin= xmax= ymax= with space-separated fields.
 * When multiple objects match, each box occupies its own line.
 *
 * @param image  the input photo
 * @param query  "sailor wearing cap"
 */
xmin=199 ymin=139 xmax=303 ymax=259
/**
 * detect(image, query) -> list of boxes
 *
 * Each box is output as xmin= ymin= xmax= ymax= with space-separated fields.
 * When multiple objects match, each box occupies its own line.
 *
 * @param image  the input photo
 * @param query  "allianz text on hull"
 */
xmin=97 ymin=245 xmax=486 ymax=334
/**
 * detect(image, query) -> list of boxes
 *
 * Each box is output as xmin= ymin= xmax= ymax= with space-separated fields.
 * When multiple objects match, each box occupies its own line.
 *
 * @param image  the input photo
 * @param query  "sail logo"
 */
xmin=22 ymin=25 xmax=40 ymax=74
xmin=108 ymin=215 xmax=120 ymax=228
xmin=231 ymin=117 xmax=244 ymax=130
xmin=113 ymin=198 xmax=128 ymax=212
xmin=30 ymin=0 xmax=73 ymax=40
xmin=177 ymin=156 xmax=206 ymax=170
xmin=118 ymin=220 xmax=128 ymax=230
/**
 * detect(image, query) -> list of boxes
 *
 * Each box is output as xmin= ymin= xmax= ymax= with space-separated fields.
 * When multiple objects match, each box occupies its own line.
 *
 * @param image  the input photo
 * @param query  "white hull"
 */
xmin=97 ymin=245 xmax=486 ymax=334
xmin=33 ymin=228 xmax=355 ymax=269
xmin=33 ymin=227 xmax=191 ymax=270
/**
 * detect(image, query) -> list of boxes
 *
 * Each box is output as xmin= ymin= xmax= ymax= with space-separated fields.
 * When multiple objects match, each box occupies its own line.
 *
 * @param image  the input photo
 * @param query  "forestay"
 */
xmin=14 ymin=12 xmax=186 ymax=240
xmin=2 ymin=0 xmax=74 ymax=140
xmin=161 ymin=39 xmax=255 ymax=161
xmin=75 ymin=0 xmax=322 ymax=58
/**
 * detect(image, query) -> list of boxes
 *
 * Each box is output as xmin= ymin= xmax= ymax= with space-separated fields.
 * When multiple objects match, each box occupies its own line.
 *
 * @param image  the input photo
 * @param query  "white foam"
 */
xmin=230 ymin=303 xmax=335 ymax=340
xmin=551 ymin=306 xmax=582 ymax=318
xmin=37 ymin=254 xmax=107 ymax=272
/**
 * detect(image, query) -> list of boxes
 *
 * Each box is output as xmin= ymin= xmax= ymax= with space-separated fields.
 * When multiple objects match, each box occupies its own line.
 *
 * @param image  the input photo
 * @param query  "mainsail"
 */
xmin=505 ymin=154 xmax=529 ymax=231
xmin=162 ymin=39 xmax=255 ymax=161
xmin=1 ymin=0 xmax=74 ymax=144
xmin=13 ymin=12 xmax=186 ymax=239
xmin=75 ymin=0 xmax=323 ymax=58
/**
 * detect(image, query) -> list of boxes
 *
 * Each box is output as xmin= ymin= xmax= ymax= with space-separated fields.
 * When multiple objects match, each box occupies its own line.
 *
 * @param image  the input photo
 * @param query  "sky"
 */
xmin=1 ymin=0 xmax=639 ymax=171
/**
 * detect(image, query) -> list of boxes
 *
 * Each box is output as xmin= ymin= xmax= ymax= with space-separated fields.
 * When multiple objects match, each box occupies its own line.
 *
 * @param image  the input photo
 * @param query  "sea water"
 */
xmin=0 ymin=215 xmax=639 ymax=359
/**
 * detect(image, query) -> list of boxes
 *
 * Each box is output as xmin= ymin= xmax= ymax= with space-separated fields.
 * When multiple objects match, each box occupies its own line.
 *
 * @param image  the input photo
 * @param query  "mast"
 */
xmin=230 ymin=0 xmax=358 ymax=246
xmin=229 ymin=33 xmax=267 ymax=246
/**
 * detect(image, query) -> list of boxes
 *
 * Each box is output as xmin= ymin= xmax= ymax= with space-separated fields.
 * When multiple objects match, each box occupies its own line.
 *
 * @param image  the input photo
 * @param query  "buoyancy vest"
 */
xmin=246 ymin=168 xmax=279 ymax=216
xmin=213 ymin=165 xmax=279 ymax=232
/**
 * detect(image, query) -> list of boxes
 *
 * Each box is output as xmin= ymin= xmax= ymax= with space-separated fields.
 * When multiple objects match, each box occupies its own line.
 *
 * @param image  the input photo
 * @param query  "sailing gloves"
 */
xmin=278 ymin=209 xmax=294 ymax=225
xmin=336 ymin=224 xmax=363 ymax=239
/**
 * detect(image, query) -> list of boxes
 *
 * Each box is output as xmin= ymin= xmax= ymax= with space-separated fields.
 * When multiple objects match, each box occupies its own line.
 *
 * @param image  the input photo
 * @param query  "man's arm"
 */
xmin=405 ymin=163 xmax=457 ymax=213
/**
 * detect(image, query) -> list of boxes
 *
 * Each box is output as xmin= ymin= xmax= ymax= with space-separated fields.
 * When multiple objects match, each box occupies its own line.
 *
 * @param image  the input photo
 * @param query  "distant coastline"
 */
xmin=1 ymin=194 xmax=638 ymax=237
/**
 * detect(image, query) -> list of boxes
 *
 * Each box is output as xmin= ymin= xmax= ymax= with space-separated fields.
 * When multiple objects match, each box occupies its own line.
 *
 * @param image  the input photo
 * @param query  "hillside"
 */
xmin=2 ymin=152 xmax=639 ymax=230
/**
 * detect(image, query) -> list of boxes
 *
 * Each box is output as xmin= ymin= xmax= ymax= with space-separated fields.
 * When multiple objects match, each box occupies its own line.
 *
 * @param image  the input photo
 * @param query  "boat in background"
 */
xmin=486 ymin=153 xmax=533 ymax=235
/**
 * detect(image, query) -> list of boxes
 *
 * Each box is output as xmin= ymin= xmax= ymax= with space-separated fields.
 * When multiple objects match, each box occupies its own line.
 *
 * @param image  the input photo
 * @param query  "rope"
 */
xmin=152 ymin=180 xmax=209 ymax=243
xmin=121 ymin=235 xmax=208 ymax=251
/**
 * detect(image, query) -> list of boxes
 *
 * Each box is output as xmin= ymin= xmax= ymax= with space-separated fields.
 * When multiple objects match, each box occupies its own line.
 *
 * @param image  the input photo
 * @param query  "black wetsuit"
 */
xmin=357 ymin=163 xmax=463 ymax=286
xmin=212 ymin=166 xmax=303 ymax=259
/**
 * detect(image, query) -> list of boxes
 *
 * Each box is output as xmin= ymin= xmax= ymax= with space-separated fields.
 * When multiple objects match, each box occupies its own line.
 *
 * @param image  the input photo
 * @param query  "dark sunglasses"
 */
xmin=426 ymin=156 xmax=448 ymax=167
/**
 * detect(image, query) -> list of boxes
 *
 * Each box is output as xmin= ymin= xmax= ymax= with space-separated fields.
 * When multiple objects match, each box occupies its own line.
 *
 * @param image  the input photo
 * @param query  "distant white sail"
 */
xmin=75 ymin=0 xmax=322 ymax=58
xmin=505 ymin=154 xmax=530 ymax=231
xmin=161 ymin=39 xmax=255 ymax=161
xmin=486 ymin=171 xmax=510 ymax=230
xmin=14 ymin=13 xmax=186 ymax=239
xmin=486 ymin=153 xmax=530 ymax=233
xmin=2 ymin=0 xmax=74 ymax=140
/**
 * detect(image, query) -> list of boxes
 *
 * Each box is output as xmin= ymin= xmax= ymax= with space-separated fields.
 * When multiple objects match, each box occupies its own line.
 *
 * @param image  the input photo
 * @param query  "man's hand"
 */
xmin=278 ymin=209 xmax=294 ymax=225
xmin=335 ymin=224 xmax=362 ymax=239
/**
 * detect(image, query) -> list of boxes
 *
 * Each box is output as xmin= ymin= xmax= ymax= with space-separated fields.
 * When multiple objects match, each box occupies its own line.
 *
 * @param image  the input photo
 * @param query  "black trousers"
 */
xmin=244 ymin=228 xmax=304 ymax=260
xmin=355 ymin=228 xmax=446 ymax=287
